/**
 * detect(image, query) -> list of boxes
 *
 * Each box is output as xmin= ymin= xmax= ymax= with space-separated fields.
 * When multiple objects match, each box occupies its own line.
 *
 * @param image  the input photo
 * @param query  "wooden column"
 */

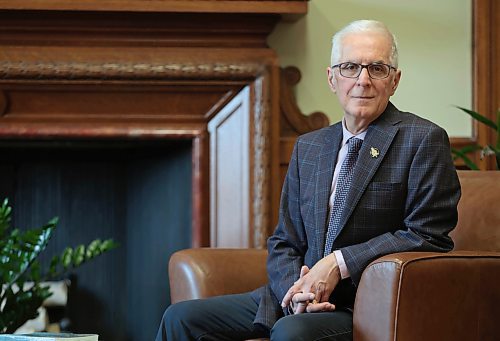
xmin=467 ymin=0 xmax=499 ymax=170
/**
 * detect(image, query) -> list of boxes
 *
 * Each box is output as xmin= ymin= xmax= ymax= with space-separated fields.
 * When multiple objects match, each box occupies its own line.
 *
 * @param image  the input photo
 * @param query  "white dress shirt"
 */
xmin=331 ymin=120 xmax=367 ymax=279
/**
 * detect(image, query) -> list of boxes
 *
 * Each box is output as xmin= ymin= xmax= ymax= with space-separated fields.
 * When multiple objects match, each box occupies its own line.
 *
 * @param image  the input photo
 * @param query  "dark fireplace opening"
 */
xmin=0 ymin=139 xmax=192 ymax=340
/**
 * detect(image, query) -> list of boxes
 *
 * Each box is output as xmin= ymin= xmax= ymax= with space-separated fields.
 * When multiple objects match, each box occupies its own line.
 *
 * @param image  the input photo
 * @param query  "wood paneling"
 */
xmin=2 ymin=85 xmax=233 ymax=121
xmin=209 ymin=87 xmax=251 ymax=247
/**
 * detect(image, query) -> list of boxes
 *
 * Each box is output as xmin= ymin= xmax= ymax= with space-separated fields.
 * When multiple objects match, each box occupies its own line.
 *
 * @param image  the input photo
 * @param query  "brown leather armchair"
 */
xmin=169 ymin=171 xmax=500 ymax=341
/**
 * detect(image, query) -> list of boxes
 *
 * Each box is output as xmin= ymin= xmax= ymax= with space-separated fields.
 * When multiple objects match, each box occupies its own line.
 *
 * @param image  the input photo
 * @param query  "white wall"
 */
xmin=268 ymin=0 xmax=472 ymax=137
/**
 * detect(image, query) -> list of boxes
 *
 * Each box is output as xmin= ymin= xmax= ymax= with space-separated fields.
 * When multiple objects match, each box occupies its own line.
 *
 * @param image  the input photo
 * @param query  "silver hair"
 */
xmin=331 ymin=20 xmax=399 ymax=68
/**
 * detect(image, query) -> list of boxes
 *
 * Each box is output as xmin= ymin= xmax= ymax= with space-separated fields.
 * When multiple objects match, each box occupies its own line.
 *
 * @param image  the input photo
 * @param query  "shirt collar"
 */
xmin=341 ymin=119 xmax=368 ymax=147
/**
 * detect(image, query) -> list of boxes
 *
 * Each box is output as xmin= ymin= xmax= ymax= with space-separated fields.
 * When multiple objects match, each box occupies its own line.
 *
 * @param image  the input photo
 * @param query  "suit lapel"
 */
xmin=314 ymin=124 xmax=342 ymax=260
xmin=336 ymin=104 xmax=401 ymax=238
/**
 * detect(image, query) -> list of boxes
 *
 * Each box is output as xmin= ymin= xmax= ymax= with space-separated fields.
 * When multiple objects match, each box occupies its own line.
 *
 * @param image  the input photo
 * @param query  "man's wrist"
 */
xmin=333 ymin=249 xmax=350 ymax=279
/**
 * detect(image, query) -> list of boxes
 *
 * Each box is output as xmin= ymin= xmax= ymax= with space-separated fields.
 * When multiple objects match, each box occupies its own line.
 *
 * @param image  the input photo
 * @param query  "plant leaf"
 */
xmin=0 ymin=283 xmax=51 ymax=333
xmin=61 ymin=247 xmax=73 ymax=269
xmin=73 ymin=245 xmax=85 ymax=267
xmin=455 ymin=145 xmax=482 ymax=154
xmin=1 ymin=220 xmax=56 ymax=286
xmin=456 ymin=106 xmax=498 ymax=131
xmin=451 ymin=148 xmax=479 ymax=170
xmin=48 ymin=255 xmax=60 ymax=277
xmin=100 ymin=239 xmax=118 ymax=253
xmin=0 ymin=197 xmax=118 ymax=334
xmin=0 ymin=198 xmax=12 ymax=238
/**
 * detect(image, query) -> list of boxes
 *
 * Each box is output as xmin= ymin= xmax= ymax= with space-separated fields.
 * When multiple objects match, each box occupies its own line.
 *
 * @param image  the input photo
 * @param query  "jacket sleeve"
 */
xmin=266 ymin=138 xmax=308 ymax=312
xmin=341 ymin=126 xmax=461 ymax=285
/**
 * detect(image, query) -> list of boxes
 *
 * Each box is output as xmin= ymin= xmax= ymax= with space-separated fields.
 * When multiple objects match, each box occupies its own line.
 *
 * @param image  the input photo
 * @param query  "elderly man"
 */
xmin=156 ymin=19 xmax=460 ymax=341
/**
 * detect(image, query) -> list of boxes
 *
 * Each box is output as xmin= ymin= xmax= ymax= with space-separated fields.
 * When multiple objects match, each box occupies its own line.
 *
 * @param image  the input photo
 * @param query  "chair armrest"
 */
xmin=169 ymin=248 xmax=268 ymax=303
xmin=353 ymin=251 xmax=500 ymax=341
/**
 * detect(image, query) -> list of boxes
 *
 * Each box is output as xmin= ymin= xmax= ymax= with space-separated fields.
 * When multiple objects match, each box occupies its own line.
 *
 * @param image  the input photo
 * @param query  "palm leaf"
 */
xmin=451 ymin=147 xmax=479 ymax=170
xmin=454 ymin=145 xmax=482 ymax=154
xmin=456 ymin=106 xmax=498 ymax=131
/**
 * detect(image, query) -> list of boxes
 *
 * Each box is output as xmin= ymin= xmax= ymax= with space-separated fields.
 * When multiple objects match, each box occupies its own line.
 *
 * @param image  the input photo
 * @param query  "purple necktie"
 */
xmin=324 ymin=137 xmax=363 ymax=257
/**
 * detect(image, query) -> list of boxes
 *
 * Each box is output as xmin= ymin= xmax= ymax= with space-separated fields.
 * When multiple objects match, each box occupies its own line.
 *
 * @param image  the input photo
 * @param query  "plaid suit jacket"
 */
xmin=251 ymin=102 xmax=461 ymax=329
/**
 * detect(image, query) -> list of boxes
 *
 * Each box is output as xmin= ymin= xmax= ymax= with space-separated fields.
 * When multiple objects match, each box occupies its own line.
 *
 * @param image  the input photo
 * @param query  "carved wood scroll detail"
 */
xmin=277 ymin=66 xmax=330 ymax=226
xmin=280 ymin=66 xmax=329 ymax=134
xmin=0 ymin=61 xmax=263 ymax=80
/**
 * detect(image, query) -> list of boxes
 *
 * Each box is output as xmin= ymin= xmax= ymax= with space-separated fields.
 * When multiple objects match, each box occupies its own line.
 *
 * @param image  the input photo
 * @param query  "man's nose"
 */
xmin=357 ymin=67 xmax=371 ymax=85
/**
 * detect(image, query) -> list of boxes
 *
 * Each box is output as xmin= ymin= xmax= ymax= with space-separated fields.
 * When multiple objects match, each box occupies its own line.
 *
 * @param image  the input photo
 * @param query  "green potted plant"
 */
xmin=0 ymin=198 xmax=117 ymax=334
xmin=451 ymin=107 xmax=500 ymax=170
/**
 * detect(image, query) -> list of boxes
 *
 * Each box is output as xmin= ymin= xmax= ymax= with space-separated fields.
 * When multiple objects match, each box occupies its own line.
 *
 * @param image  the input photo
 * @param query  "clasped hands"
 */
xmin=281 ymin=253 xmax=341 ymax=314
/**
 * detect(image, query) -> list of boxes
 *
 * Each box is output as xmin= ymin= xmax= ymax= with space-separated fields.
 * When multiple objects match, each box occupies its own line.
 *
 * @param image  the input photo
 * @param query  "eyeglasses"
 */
xmin=332 ymin=62 xmax=396 ymax=79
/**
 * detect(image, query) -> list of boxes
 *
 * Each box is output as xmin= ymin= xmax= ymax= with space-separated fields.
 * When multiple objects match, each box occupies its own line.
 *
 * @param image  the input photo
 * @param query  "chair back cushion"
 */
xmin=451 ymin=171 xmax=500 ymax=251
xmin=169 ymin=248 xmax=268 ymax=303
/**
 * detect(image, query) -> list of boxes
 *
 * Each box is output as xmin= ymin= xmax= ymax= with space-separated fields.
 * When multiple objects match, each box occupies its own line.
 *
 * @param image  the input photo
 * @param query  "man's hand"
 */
xmin=282 ymin=253 xmax=341 ymax=314
xmin=286 ymin=266 xmax=315 ymax=314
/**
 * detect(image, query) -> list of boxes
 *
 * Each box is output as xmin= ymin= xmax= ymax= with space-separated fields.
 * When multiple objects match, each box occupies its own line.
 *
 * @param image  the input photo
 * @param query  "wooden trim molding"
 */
xmin=471 ymin=0 xmax=499 ymax=170
xmin=192 ymin=132 xmax=210 ymax=247
xmin=0 ymin=60 xmax=264 ymax=81
xmin=251 ymin=72 xmax=274 ymax=247
xmin=0 ymin=0 xmax=308 ymax=15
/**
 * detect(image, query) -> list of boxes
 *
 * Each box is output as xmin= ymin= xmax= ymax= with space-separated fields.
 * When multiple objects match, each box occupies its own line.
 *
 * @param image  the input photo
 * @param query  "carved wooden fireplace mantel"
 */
xmin=0 ymin=0 xmax=315 ymax=250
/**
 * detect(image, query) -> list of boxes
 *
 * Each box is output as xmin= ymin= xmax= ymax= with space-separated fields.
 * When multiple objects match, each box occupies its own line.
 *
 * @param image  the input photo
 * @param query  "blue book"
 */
xmin=0 ymin=333 xmax=98 ymax=341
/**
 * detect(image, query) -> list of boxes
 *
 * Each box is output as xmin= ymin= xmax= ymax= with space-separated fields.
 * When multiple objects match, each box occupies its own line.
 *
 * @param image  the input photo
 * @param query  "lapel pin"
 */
xmin=370 ymin=147 xmax=380 ymax=158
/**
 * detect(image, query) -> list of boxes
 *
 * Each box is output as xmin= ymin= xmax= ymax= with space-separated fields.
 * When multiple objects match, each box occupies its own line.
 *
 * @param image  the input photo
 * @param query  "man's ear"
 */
xmin=327 ymin=67 xmax=336 ymax=93
xmin=390 ymin=69 xmax=402 ymax=95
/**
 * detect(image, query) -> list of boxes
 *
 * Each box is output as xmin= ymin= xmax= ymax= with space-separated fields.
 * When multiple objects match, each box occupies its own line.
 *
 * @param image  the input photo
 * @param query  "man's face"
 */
xmin=327 ymin=32 xmax=401 ymax=126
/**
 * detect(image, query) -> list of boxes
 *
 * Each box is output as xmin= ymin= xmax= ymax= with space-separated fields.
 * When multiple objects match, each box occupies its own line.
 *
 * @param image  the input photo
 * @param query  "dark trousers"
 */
xmin=155 ymin=292 xmax=353 ymax=341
